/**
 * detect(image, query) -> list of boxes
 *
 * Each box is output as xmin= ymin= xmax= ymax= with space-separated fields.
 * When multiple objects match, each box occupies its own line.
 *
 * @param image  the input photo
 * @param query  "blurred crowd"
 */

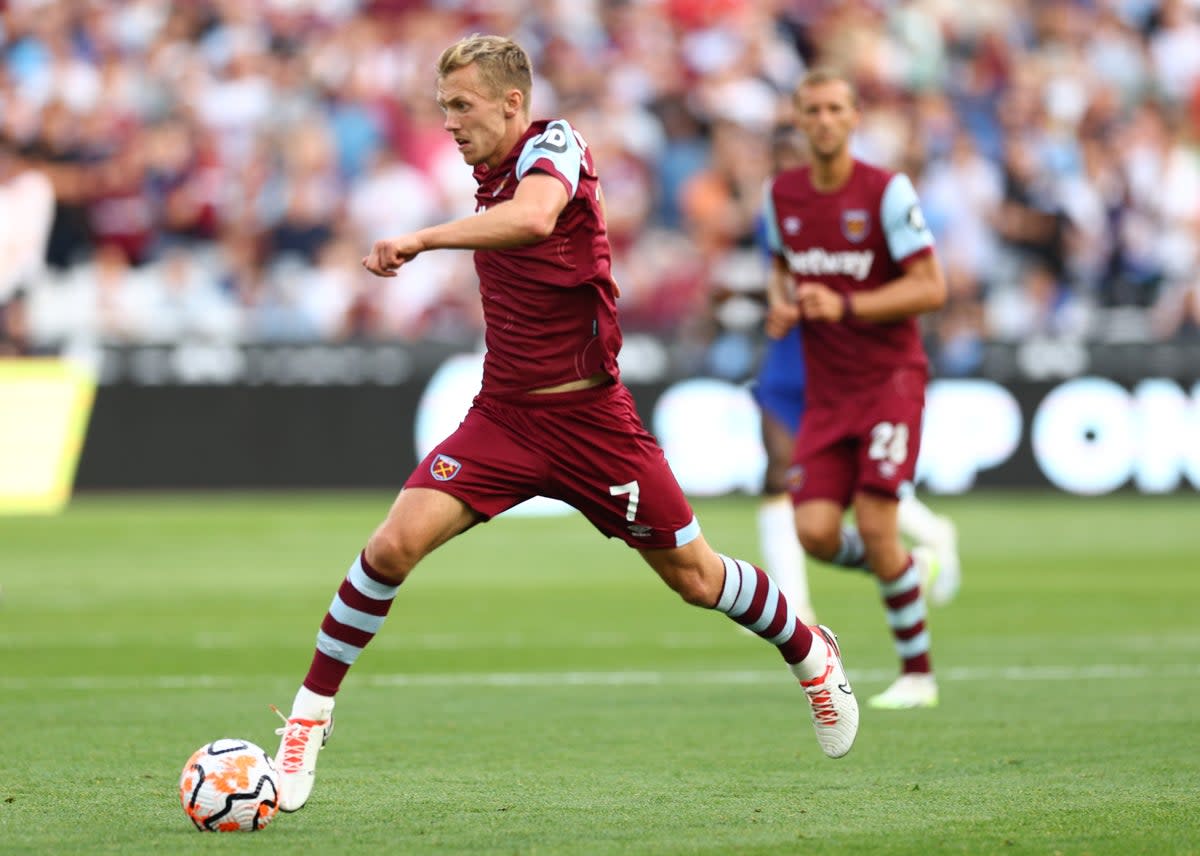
xmin=3 ymin=0 xmax=1200 ymax=378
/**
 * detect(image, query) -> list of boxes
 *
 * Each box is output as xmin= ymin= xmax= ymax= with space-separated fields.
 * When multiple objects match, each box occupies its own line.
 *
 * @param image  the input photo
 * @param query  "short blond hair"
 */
xmin=795 ymin=67 xmax=859 ymax=109
xmin=437 ymin=34 xmax=533 ymax=112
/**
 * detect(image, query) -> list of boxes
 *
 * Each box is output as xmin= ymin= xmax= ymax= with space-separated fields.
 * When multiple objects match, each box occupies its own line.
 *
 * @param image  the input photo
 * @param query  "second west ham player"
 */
xmin=269 ymin=36 xmax=860 ymax=813
xmin=763 ymin=69 xmax=948 ymax=710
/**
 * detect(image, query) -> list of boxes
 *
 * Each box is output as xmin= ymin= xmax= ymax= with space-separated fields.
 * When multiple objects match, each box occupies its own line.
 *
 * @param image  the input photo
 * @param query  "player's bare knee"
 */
xmin=796 ymin=523 xmax=839 ymax=561
xmin=363 ymin=531 xmax=416 ymax=585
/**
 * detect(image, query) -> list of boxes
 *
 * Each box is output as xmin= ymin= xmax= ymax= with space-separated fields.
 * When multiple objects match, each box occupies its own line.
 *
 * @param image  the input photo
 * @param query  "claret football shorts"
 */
xmin=406 ymin=382 xmax=700 ymax=550
xmin=788 ymin=367 xmax=926 ymax=507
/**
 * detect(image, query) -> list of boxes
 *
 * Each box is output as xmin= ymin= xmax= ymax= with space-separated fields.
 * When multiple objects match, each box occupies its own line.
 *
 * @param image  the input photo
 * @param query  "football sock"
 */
xmin=301 ymin=550 xmax=401 ymax=697
xmin=756 ymin=494 xmax=813 ymax=621
xmin=897 ymin=490 xmax=949 ymax=547
xmin=878 ymin=558 xmax=932 ymax=674
xmin=831 ymin=525 xmax=870 ymax=571
xmin=290 ymin=684 xmax=335 ymax=720
xmin=713 ymin=554 xmax=815 ymax=668
xmin=788 ymin=629 xmax=831 ymax=684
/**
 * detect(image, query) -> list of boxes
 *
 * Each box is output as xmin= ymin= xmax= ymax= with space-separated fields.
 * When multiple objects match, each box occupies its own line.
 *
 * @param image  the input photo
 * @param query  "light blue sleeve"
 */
xmin=761 ymin=179 xmax=782 ymax=254
xmin=881 ymin=173 xmax=935 ymax=262
xmin=516 ymin=119 xmax=582 ymax=197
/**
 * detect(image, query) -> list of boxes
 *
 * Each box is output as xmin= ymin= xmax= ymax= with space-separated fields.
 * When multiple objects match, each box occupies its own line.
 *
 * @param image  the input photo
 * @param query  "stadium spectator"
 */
xmin=272 ymin=33 xmax=861 ymax=814
xmin=2 ymin=0 xmax=1200 ymax=358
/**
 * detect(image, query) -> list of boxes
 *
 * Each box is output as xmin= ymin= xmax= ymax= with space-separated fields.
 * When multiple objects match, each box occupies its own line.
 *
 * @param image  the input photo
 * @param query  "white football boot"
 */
xmin=867 ymin=673 xmax=939 ymax=709
xmin=272 ymin=700 xmax=335 ymax=811
xmin=798 ymin=625 xmax=859 ymax=759
xmin=915 ymin=515 xmax=961 ymax=606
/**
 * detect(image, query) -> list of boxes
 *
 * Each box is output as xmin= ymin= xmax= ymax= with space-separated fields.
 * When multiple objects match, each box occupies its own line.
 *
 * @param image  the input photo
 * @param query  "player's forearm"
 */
xmin=416 ymin=199 xmax=554 ymax=251
xmin=849 ymin=270 xmax=946 ymax=323
xmin=765 ymin=259 xmax=794 ymax=309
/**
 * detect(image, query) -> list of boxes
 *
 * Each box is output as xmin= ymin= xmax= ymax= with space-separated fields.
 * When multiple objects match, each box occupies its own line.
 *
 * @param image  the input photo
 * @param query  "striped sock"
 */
xmin=831 ymin=525 xmax=870 ymax=571
xmin=713 ymin=554 xmax=814 ymax=666
xmin=878 ymin=558 xmax=931 ymax=673
xmin=302 ymin=550 xmax=401 ymax=696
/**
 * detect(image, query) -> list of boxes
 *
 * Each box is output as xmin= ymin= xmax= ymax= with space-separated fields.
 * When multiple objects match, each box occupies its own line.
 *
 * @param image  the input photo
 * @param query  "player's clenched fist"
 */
xmin=796 ymin=281 xmax=847 ymax=322
xmin=362 ymin=234 xmax=425 ymax=277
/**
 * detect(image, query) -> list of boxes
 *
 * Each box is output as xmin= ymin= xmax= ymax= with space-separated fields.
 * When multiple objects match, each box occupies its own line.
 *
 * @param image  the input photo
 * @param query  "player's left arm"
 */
xmin=846 ymin=173 xmax=946 ymax=322
xmin=597 ymin=184 xmax=621 ymax=298
xmin=844 ymin=251 xmax=946 ymax=323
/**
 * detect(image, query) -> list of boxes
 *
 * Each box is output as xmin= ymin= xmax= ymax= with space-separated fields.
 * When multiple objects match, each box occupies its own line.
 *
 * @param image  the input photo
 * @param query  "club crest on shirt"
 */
xmin=783 ymin=215 xmax=802 ymax=234
xmin=430 ymin=454 xmax=462 ymax=481
xmin=841 ymin=209 xmax=871 ymax=243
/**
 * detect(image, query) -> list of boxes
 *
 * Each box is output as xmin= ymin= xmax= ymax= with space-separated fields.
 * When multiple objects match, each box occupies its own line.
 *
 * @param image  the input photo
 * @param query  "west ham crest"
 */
xmin=430 ymin=454 xmax=462 ymax=481
xmin=841 ymin=209 xmax=871 ymax=243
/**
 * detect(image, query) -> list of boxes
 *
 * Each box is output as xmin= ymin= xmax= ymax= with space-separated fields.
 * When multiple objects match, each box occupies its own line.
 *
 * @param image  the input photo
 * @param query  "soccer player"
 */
xmin=752 ymin=131 xmax=961 ymax=629
xmin=753 ymin=330 xmax=961 ymax=620
xmin=272 ymin=35 xmax=859 ymax=812
xmin=761 ymin=68 xmax=948 ymax=710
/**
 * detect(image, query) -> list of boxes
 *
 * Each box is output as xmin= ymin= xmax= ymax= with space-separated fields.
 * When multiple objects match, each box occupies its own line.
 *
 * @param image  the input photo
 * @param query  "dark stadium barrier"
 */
xmin=74 ymin=343 xmax=1200 ymax=494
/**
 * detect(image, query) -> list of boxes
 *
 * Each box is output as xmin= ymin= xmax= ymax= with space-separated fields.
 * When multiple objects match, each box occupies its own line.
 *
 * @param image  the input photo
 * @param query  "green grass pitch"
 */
xmin=0 ymin=491 xmax=1197 ymax=855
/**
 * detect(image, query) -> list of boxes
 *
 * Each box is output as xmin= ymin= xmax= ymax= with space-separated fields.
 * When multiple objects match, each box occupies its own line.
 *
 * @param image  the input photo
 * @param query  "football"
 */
xmin=178 ymin=739 xmax=280 ymax=832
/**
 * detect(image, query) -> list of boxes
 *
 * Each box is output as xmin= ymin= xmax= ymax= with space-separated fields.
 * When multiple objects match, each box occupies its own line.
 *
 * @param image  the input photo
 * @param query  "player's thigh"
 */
xmin=367 ymin=487 xmax=481 ymax=578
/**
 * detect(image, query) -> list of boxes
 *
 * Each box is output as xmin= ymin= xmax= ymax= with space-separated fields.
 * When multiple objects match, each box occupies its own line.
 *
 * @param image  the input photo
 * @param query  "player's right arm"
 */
xmin=760 ymin=178 xmax=801 ymax=338
xmin=362 ymin=173 xmax=569 ymax=277
xmin=764 ymin=254 xmax=800 ymax=338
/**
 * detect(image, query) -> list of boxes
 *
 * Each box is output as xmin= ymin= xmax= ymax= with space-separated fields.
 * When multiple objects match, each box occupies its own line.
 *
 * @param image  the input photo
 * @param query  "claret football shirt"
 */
xmin=763 ymin=159 xmax=934 ymax=401
xmin=471 ymin=119 xmax=622 ymax=398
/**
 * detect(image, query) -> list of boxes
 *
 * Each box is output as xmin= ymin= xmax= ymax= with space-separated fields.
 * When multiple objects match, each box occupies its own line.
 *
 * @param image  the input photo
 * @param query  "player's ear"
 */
xmin=503 ymin=88 xmax=523 ymax=118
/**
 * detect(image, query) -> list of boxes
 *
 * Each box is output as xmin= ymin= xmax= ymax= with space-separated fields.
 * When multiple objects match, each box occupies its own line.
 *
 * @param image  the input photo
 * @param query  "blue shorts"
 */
xmin=751 ymin=327 xmax=806 ymax=434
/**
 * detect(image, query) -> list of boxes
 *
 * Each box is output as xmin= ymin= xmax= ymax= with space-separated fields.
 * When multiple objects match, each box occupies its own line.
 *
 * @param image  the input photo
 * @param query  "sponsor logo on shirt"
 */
xmin=430 ymin=454 xmax=462 ymax=481
xmin=781 ymin=246 xmax=875 ymax=281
